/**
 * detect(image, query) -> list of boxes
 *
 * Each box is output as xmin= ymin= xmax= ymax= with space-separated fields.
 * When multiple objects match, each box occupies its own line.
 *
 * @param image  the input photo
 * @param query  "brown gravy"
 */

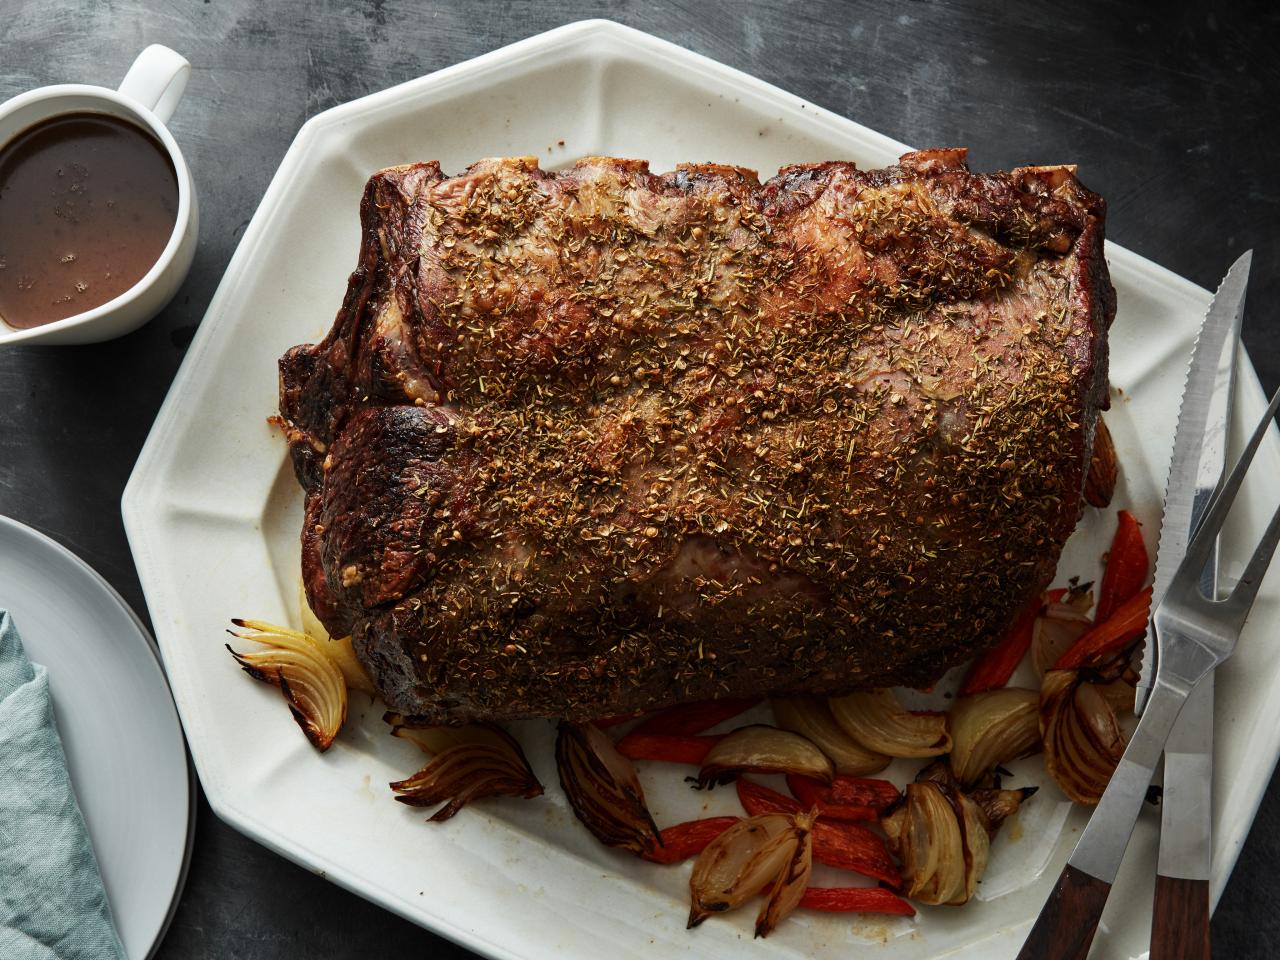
xmin=0 ymin=112 xmax=178 ymax=330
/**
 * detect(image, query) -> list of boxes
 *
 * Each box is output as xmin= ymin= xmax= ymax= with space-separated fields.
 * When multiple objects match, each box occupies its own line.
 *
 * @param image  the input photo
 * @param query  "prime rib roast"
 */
xmin=278 ymin=149 xmax=1115 ymax=725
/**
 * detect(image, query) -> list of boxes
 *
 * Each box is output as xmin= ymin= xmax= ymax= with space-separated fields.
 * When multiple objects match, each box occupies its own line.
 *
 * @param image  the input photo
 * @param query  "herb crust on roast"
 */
xmin=278 ymin=149 xmax=1115 ymax=724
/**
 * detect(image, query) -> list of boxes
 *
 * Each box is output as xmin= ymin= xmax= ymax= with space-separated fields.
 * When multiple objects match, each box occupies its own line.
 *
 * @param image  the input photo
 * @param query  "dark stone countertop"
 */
xmin=2 ymin=2 xmax=1278 ymax=957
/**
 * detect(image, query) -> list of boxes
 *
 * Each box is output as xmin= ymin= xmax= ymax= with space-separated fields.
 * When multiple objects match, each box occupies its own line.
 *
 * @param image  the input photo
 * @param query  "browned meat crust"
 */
xmin=278 ymin=149 xmax=1115 ymax=724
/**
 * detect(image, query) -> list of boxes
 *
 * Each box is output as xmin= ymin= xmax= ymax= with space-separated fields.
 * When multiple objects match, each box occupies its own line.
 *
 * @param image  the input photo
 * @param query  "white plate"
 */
xmin=0 ymin=515 xmax=193 ymax=960
xmin=122 ymin=19 xmax=1280 ymax=960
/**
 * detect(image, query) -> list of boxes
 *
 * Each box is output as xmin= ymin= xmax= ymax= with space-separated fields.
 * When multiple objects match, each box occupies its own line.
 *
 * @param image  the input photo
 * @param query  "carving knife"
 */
xmin=1136 ymin=251 xmax=1252 ymax=711
xmin=1149 ymin=255 xmax=1247 ymax=960
xmin=1013 ymin=251 xmax=1258 ymax=960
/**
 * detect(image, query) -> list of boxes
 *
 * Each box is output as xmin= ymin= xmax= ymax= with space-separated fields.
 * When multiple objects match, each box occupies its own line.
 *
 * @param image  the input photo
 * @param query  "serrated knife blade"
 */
xmin=1134 ymin=250 xmax=1252 ymax=715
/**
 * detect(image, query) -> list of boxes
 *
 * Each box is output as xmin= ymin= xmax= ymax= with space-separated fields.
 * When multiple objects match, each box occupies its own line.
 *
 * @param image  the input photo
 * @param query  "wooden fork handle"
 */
xmin=1015 ymin=864 xmax=1113 ymax=960
xmin=1151 ymin=875 xmax=1211 ymax=960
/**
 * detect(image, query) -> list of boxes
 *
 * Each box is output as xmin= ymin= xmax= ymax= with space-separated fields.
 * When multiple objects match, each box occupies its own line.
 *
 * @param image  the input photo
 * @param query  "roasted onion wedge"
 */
xmin=1031 ymin=586 xmax=1095 ymax=680
xmin=882 ymin=761 xmax=1032 ymax=906
xmin=956 ymin=791 xmax=990 ymax=902
xmin=1031 ymin=613 xmax=1091 ymax=679
xmin=1095 ymin=675 xmax=1138 ymax=714
xmin=1040 ymin=669 xmax=1127 ymax=804
xmin=387 ymin=716 xmax=543 ymax=820
xmin=557 ymin=721 xmax=661 ymax=854
xmin=771 ymin=697 xmax=890 ymax=776
xmin=755 ymin=813 xmax=813 ymax=938
xmin=298 ymin=582 xmax=377 ymax=696
xmin=948 ymin=688 xmax=1041 ymax=786
xmin=828 ymin=689 xmax=951 ymax=758
xmin=970 ymin=785 xmax=1039 ymax=832
xmin=695 ymin=725 xmax=834 ymax=788
xmin=227 ymin=618 xmax=347 ymax=750
xmin=882 ymin=779 xmax=967 ymax=905
xmin=688 ymin=811 xmax=814 ymax=937
xmin=935 ymin=767 xmax=1036 ymax=837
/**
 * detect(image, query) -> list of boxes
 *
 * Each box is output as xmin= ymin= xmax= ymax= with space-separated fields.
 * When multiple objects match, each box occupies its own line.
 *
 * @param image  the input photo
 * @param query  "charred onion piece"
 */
xmin=948 ymin=688 xmax=1041 ymax=786
xmin=917 ymin=762 xmax=1036 ymax=833
xmin=881 ymin=761 xmax=1031 ymax=905
xmin=970 ymin=785 xmax=1040 ymax=832
xmin=696 ymin=725 xmax=834 ymax=788
xmin=1031 ymin=615 xmax=1089 ymax=679
xmin=828 ymin=689 xmax=951 ymax=758
xmin=556 ymin=721 xmax=661 ymax=854
xmin=771 ymin=697 xmax=890 ymax=776
xmin=687 ymin=811 xmax=814 ymax=937
xmin=298 ymin=583 xmax=376 ymax=696
xmin=1084 ymin=416 xmax=1118 ymax=507
xmin=387 ymin=716 xmax=542 ymax=820
xmin=1040 ymin=669 xmax=1127 ymax=804
xmin=882 ymin=778 xmax=967 ymax=905
xmin=1031 ymin=587 xmax=1093 ymax=678
xmin=1095 ymin=675 xmax=1138 ymax=714
xmin=227 ymin=618 xmax=347 ymax=750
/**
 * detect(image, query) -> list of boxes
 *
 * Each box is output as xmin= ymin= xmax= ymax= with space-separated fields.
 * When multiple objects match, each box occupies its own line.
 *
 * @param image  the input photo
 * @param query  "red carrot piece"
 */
xmin=641 ymin=816 xmax=739 ymax=864
xmin=811 ymin=821 xmax=902 ymax=887
xmin=735 ymin=779 xmax=901 ymax=887
xmin=1096 ymin=510 xmax=1150 ymax=623
xmin=1054 ymin=585 xmax=1153 ymax=670
xmin=829 ymin=775 xmax=902 ymax=810
xmin=798 ymin=887 xmax=916 ymax=916
xmin=960 ymin=587 xmax=1070 ymax=694
xmin=736 ymin=777 xmax=802 ymax=817
xmin=615 ymin=733 xmax=722 ymax=765
xmin=787 ymin=774 xmax=900 ymax=819
xmin=629 ymin=697 xmax=761 ymax=737
xmin=592 ymin=711 xmax=645 ymax=729
xmin=960 ymin=596 xmax=1041 ymax=695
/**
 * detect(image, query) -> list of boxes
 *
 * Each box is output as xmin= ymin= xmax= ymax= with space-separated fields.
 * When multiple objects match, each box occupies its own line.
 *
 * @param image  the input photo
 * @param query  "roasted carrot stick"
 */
xmin=960 ymin=587 xmax=1066 ymax=695
xmin=1095 ymin=510 xmax=1150 ymax=622
xmin=959 ymin=598 xmax=1041 ymax=695
xmin=786 ymin=774 xmax=900 ymax=820
xmin=828 ymin=775 xmax=902 ymax=810
xmin=628 ymin=697 xmax=761 ymax=737
xmin=811 ymin=821 xmax=902 ymax=887
xmin=1054 ymin=585 xmax=1153 ymax=670
xmin=641 ymin=817 xmax=739 ymax=864
xmin=615 ymin=733 xmax=722 ymax=765
xmin=798 ymin=887 xmax=916 ymax=916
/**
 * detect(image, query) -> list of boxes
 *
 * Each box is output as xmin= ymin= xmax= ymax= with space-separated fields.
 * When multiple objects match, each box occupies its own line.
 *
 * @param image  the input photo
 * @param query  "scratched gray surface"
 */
xmin=1 ymin=1 xmax=1279 ymax=957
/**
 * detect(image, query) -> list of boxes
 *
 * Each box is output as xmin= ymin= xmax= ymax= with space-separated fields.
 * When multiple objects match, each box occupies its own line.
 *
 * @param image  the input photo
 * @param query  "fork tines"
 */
xmin=1170 ymin=385 xmax=1280 ymax=633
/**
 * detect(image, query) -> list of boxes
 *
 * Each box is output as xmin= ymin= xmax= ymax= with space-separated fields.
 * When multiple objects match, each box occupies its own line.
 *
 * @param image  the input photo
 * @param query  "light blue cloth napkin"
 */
xmin=0 ymin=609 xmax=126 ymax=960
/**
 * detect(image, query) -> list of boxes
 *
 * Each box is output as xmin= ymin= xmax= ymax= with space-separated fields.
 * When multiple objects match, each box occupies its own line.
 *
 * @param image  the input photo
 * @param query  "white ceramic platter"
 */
xmin=0 ymin=515 xmax=192 ymax=959
xmin=122 ymin=20 xmax=1280 ymax=960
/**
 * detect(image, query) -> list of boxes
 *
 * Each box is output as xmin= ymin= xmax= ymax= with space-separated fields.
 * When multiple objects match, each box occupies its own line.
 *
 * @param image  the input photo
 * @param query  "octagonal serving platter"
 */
xmin=123 ymin=19 xmax=1280 ymax=960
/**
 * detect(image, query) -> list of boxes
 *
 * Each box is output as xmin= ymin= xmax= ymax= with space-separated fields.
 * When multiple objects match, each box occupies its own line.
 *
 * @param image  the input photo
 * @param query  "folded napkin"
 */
xmin=0 ymin=609 xmax=126 ymax=960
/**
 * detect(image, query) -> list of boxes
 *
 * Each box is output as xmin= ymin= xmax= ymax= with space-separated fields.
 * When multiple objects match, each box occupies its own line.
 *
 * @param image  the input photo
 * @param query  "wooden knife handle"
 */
xmin=1015 ymin=864 xmax=1113 ymax=960
xmin=1151 ymin=875 xmax=1211 ymax=960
